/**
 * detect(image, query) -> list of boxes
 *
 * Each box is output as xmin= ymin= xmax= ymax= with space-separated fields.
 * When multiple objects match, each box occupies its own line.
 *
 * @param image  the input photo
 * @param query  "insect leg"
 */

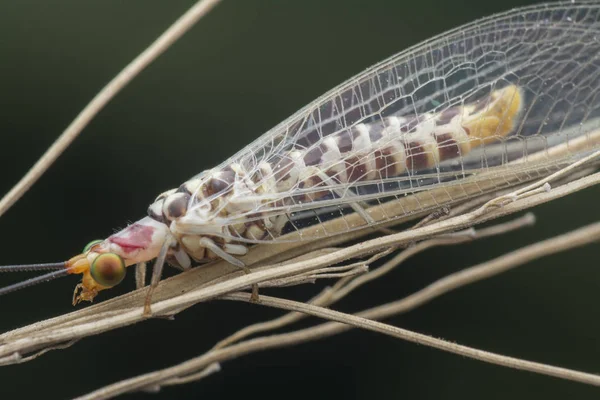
xmin=198 ymin=237 xmax=246 ymax=268
xmin=262 ymin=217 xmax=274 ymax=229
xmin=135 ymin=262 xmax=147 ymax=289
xmin=315 ymin=170 xmax=375 ymax=225
xmin=347 ymin=198 xmax=375 ymax=225
xmin=222 ymin=243 xmax=249 ymax=256
xmin=172 ymin=247 xmax=192 ymax=270
xmin=143 ymin=240 xmax=170 ymax=316
xmin=199 ymin=237 xmax=259 ymax=302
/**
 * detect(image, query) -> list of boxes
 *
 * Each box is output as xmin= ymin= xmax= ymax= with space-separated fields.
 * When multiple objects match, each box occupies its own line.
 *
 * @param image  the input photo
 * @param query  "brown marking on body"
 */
xmin=165 ymin=193 xmax=190 ymax=219
xmin=304 ymin=146 xmax=323 ymax=166
xmin=345 ymin=156 xmax=369 ymax=182
xmin=299 ymin=174 xmax=329 ymax=201
xmin=147 ymin=200 xmax=165 ymax=223
xmin=374 ymin=147 xmax=399 ymax=178
xmin=177 ymin=183 xmax=192 ymax=195
xmin=337 ymin=130 xmax=353 ymax=153
xmin=399 ymin=117 xmax=420 ymax=133
xmin=437 ymin=106 xmax=462 ymax=125
xmin=404 ymin=141 xmax=432 ymax=171
xmin=435 ymin=133 xmax=461 ymax=161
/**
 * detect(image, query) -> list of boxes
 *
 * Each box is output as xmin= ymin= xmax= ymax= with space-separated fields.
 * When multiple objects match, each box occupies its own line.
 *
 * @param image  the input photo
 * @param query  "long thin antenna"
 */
xmin=0 ymin=262 xmax=66 ymax=273
xmin=0 ymin=269 xmax=71 ymax=297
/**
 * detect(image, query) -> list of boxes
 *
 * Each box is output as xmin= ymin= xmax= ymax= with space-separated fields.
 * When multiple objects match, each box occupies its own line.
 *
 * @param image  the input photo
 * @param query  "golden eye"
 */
xmin=90 ymin=253 xmax=126 ymax=287
xmin=82 ymin=239 xmax=104 ymax=253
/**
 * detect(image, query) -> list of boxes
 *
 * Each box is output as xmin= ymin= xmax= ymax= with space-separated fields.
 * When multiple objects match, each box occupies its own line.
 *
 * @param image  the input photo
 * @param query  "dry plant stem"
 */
xmin=411 ymin=206 xmax=451 ymax=229
xmin=214 ymin=213 xmax=534 ymax=349
xmin=0 ymin=0 xmax=223 ymax=218
xmin=1 ymin=169 xmax=598 ymax=361
xmin=80 ymin=282 xmax=600 ymax=400
xmin=0 ymin=0 xmax=595 ymax=394
xmin=160 ymin=362 xmax=221 ymax=387
xmin=476 ymin=150 xmax=600 ymax=216
xmin=307 ymin=266 xmax=369 ymax=279
xmin=326 ymin=213 xmax=535 ymax=302
xmin=223 ymin=293 xmax=600 ymax=385
xmin=254 ymin=263 xmax=369 ymax=288
xmin=79 ymin=220 xmax=600 ymax=399
xmin=0 ymin=340 xmax=79 ymax=367
xmin=440 ymin=164 xmax=598 ymax=225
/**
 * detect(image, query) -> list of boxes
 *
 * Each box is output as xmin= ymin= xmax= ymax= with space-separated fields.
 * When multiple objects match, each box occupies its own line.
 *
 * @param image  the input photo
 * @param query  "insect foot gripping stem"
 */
xmin=197 ymin=237 xmax=260 ymax=302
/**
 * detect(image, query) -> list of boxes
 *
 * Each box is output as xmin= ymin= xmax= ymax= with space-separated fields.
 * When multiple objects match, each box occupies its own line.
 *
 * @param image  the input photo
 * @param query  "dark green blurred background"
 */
xmin=0 ymin=1 xmax=598 ymax=399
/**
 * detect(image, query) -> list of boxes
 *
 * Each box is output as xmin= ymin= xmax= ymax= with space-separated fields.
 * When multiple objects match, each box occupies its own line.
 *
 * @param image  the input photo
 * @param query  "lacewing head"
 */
xmin=0 ymin=217 xmax=169 ymax=304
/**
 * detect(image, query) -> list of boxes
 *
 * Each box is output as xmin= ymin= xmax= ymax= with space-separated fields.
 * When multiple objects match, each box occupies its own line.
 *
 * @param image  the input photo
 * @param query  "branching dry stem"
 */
xmin=74 ymin=217 xmax=600 ymax=400
xmin=0 ymin=148 xmax=596 ymax=399
xmin=1 ymin=168 xmax=598 ymax=349
xmin=0 ymin=1 xmax=599 ymax=398
xmin=212 ymin=213 xmax=534 ymax=350
xmin=73 ymin=215 xmax=600 ymax=398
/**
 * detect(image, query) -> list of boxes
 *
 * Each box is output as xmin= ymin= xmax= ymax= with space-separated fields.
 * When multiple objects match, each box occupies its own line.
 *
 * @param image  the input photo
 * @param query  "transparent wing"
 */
xmin=181 ymin=2 xmax=600 ymax=243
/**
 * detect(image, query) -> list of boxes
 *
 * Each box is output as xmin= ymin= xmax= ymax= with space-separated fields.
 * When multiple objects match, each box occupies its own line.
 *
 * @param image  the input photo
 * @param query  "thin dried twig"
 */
xmin=74 ymin=218 xmax=600 ymax=399
xmin=0 ymin=1 xmax=598 ymax=398
xmin=0 ymin=0 xmax=223 ymax=218
xmin=0 ymin=339 xmax=79 ymax=367
xmin=475 ymin=150 xmax=600 ymax=217
xmin=214 ymin=213 xmax=535 ymax=349
xmin=253 ymin=261 xmax=370 ymax=288
xmin=223 ymin=293 xmax=600 ymax=386
xmin=159 ymin=362 xmax=222 ymax=388
xmin=0 ymin=166 xmax=598 ymax=358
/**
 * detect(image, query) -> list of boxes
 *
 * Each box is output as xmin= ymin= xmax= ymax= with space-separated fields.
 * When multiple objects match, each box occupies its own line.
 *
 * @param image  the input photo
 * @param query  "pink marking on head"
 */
xmin=100 ymin=217 xmax=170 ymax=265
xmin=108 ymin=223 xmax=155 ymax=254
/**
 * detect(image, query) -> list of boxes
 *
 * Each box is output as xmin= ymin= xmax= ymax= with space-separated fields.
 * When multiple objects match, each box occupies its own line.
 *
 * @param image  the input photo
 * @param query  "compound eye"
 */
xmin=82 ymin=239 xmax=104 ymax=253
xmin=90 ymin=253 xmax=126 ymax=287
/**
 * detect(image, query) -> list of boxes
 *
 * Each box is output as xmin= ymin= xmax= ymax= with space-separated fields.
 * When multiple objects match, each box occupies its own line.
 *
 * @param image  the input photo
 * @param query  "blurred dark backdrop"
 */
xmin=0 ymin=1 xmax=598 ymax=399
